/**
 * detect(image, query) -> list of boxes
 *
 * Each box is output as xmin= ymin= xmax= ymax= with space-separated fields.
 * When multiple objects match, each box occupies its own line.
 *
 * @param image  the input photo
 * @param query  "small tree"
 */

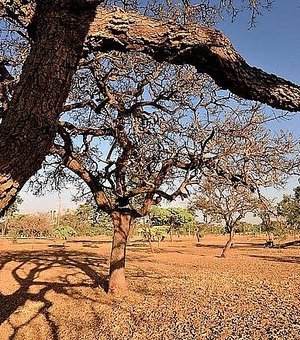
xmin=192 ymin=179 xmax=258 ymax=257
xmin=139 ymin=223 xmax=168 ymax=252
xmin=55 ymin=204 xmax=113 ymax=237
xmin=257 ymin=198 xmax=292 ymax=247
xmin=8 ymin=212 xmax=52 ymax=240
xmin=258 ymin=206 xmax=276 ymax=247
xmin=277 ymin=186 xmax=300 ymax=237
xmin=149 ymin=207 xmax=197 ymax=241
xmin=0 ymin=195 xmax=23 ymax=236
xmin=53 ymin=225 xmax=76 ymax=241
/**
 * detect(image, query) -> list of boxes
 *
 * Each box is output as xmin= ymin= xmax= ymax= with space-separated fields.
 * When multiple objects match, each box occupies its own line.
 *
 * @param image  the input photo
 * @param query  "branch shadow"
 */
xmin=248 ymin=254 xmax=300 ymax=264
xmin=196 ymin=242 xmax=265 ymax=250
xmin=195 ymin=244 xmax=224 ymax=249
xmin=69 ymin=239 xmax=112 ymax=245
xmin=0 ymin=250 xmax=109 ymax=339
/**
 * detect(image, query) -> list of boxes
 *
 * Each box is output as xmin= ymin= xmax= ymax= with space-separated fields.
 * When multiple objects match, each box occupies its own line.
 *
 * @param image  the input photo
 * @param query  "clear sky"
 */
xmin=19 ymin=1 xmax=300 ymax=214
xmin=217 ymin=1 xmax=300 ymax=205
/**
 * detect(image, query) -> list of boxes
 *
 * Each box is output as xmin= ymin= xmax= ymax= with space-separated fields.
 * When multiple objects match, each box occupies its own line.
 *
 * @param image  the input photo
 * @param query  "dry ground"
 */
xmin=0 ymin=235 xmax=299 ymax=340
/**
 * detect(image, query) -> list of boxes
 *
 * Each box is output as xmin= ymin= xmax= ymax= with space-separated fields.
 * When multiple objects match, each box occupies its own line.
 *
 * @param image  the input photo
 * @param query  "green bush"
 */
xmin=53 ymin=225 xmax=76 ymax=240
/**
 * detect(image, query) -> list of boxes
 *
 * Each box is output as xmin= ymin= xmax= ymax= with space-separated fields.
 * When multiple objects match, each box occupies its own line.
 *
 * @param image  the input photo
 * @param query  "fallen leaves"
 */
xmin=0 ymin=235 xmax=299 ymax=339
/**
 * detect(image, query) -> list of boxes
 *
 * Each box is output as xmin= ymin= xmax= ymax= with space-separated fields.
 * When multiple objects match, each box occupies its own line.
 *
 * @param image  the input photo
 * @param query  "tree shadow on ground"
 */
xmin=0 ymin=250 xmax=109 ymax=339
xmin=248 ymin=254 xmax=300 ymax=264
xmin=69 ymin=239 xmax=112 ymax=245
xmin=195 ymin=244 xmax=224 ymax=249
xmin=128 ymin=246 xmax=189 ymax=255
xmin=196 ymin=242 xmax=264 ymax=250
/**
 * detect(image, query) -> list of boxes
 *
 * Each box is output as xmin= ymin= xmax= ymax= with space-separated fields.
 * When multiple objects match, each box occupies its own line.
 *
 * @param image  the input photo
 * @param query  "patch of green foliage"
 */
xmin=52 ymin=225 xmax=76 ymax=240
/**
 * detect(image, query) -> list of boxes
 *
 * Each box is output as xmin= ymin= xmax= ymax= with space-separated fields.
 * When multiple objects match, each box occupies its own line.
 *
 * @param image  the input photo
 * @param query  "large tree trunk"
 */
xmin=0 ymin=0 xmax=97 ymax=215
xmin=221 ymin=227 xmax=235 ymax=258
xmin=108 ymin=211 xmax=132 ymax=296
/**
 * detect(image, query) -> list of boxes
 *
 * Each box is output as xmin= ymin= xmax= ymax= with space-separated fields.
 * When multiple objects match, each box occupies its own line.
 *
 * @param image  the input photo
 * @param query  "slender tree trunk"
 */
xmin=170 ymin=228 xmax=173 ymax=242
xmin=221 ymin=227 xmax=235 ymax=258
xmin=1 ymin=213 xmax=10 ymax=236
xmin=148 ymin=235 xmax=154 ymax=253
xmin=267 ymin=231 xmax=274 ymax=243
xmin=196 ymin=229 xmax=201 ymax=242
xmin=0 ymin=0 xmax=97 ymax=215
xmin=265 ymin=231 xmax=274 ymax=247
xmin=157 ymin=237 xmax=161 ymax=249
xmin=108 ymin=211 xmax=132 ymax=296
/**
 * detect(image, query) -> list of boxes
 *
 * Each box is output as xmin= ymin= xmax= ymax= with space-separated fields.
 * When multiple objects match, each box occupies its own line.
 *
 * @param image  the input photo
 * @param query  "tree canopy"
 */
xmin=0 ymin=0 xmax=300 ymax=215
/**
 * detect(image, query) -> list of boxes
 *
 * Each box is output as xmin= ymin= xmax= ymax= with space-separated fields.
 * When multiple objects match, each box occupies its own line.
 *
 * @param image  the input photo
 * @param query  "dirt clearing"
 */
xmin=0 ymin=235 xmax=299 ymax=339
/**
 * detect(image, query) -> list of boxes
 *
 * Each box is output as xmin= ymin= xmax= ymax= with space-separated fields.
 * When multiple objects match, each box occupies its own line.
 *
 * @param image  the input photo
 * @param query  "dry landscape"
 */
xmin=0 ymin=235 xmax=299 ymax=340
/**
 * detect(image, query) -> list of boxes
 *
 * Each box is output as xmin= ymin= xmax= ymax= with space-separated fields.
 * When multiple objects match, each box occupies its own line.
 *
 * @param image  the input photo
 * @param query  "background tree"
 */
xmin=8 ymin=212 xmax=52 ymax=241
xmin=52 ymin=225 xmax=77 ymax=242
xmin=148 ymin=206 xmax=197 ymax=241
xmin=255 ymin=198 xmax=293 ymax=247
xmin=1 ymin=0 xmax=300 ymax=215
xmin=59 ymin=203 xmax=113 ymax=236
xmin=278 ymin=185 xmax=300 ymax=236
xmin=256 ymin=199 xmax=279 ymax=247
xmin=150 ymin=207 xmax=197 ymax=241
xmin=0 ymin=195 xmax=23 ymax=236
xmin=191 ymin=179 xmax=260 ymax=257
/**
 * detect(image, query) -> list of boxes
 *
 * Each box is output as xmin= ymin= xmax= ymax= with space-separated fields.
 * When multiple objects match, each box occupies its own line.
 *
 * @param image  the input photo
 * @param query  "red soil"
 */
xmin=0 ymin=235 xmax=299 ymax=339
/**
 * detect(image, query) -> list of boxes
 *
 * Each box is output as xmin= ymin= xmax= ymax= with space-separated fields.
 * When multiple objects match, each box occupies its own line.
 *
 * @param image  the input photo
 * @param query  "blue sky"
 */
xmin=217 ymin=1 xmax=300 ymax=203
xmin=19 ymin=1 xmax=300 ymax=214
xmin=218 ymin=1 xmax=300 ymax=131
xmin=218 ymin=1 xmax=299 ymax=83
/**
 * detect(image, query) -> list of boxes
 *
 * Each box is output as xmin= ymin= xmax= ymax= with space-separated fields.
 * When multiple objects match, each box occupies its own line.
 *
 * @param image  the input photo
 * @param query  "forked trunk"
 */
xmin=221 ymin=228 xmax=234 ymax=258
xmin=108 ymin=211 xmax=132 ymax=296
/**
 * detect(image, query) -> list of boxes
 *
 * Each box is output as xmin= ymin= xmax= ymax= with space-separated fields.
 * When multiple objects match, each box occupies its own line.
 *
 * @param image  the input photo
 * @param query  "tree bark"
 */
xmin=87 ymin=7 xmax=300 ymax=112
xmin=221 ymin=227 xmax=234 ymax=258
xmin=2 ymin=4 xmax=299 ymax=111
xmin=0 ymin=0 xmax=98 ymax=215
xmin=108 ymin=211 xmax=132 ymax=296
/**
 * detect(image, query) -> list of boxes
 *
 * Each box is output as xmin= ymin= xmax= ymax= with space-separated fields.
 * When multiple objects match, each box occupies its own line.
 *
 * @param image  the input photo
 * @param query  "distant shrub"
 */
xmin=53 ymin=226 xmax=76 ymax=240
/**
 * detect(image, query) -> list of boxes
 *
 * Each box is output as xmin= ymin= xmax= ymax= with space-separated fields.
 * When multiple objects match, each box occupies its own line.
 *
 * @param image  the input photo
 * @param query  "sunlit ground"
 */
xmin=0 ymin=235 xmax=299 ymax=339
